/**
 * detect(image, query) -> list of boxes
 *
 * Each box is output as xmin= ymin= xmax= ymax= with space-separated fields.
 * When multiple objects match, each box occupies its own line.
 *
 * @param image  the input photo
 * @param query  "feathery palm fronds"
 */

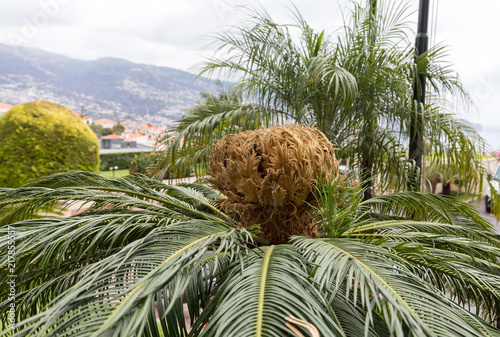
xmin=161 ymin=1 xmax=489 ymax=200
xmin=1 ymin=163 xmax=500 ymax=335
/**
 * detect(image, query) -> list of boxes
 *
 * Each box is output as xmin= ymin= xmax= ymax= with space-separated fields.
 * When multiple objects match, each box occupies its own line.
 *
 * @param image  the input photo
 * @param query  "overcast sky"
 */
xmin=2 ymin=0 xmax=499 ymax=147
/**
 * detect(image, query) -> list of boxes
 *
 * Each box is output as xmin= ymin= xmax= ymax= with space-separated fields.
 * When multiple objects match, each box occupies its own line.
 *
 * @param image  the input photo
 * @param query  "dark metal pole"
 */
xmin=409 ymin=0 xmax=430 ymax=191
xmin=361 ymin=0 xmax=377 ymax=201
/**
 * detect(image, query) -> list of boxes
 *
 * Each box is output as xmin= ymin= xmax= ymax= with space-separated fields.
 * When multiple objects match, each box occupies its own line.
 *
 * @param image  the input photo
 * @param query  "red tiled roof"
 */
xmin=93 ymin=118 xmax=117 ymax=124
xmin=139 ymin=123 xmax=164 ymax=131
xmin=101 ymin=134 xmax=122 ymax=139
xmin=124 ymin=133 xmax=146 ymax=140
xmin=75 ymin=113 xmax=91 ymax=119
xmin=0 ymin=102 xmax=14 ymax=109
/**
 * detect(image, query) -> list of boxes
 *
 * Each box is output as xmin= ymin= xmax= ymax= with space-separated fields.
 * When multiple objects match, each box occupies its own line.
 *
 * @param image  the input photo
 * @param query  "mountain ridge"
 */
xmin=0 ymin=43 xmax=220 ymax=121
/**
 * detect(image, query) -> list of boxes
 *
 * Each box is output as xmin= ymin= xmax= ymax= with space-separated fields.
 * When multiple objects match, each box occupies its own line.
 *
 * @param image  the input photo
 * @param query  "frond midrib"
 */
xmin=256 ymin=245 xmax=274 ymax=337
xmin=97 ymin=230 xmax=230 ymax=334
xmin=318 ymin=238 xmax=431 ymax=335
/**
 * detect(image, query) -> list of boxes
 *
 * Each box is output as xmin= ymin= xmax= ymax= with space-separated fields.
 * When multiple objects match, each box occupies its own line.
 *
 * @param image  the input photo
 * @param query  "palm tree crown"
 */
xmin=161 ymin=1 xmax=488 ymax=199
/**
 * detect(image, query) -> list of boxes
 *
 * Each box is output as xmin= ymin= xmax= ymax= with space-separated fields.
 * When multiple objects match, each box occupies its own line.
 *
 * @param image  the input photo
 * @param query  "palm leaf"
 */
xmin=3 ymin=221 xmax=246 ymax=337
xmin=295 ymin=237 xmax=500 ymax=336
xmin=191 ymin=245 xmax=343 ymax=337
xmin=358 ymin=191 xmax=493 ymax=230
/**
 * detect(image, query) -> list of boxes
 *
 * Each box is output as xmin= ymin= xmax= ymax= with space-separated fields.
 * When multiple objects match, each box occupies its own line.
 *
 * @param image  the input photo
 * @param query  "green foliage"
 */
xmin=90 ymin=123 xmax=122 ymax=138
xmin=113 ymin=122 xmax=125 ymax=134
xmin=0 ymin=100 xmax=99 ymax=187
xmin=101 ymin=127 xmax=113 ymax=136
xmin=129 ymin=152 xmax=160 ymax=175
xmin=164 ymin=1 xmax=489 ymax=199
xmin=90 ymin=124 xmax=103 ymax=137
xmin=1 ymin=171 xmax=500 ymax=336
xmin=99 ymin=151 xmax=148 ymax=171
xmin=311 ymin=173 xmax=363 ymax=238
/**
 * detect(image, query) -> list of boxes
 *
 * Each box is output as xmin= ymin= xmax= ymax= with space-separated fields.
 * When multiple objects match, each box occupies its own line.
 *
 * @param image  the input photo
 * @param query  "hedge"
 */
xmin=0 ymin=100 xmax=100 ymax=187
xmin=99 ymin=151 xmax=149 ymax=171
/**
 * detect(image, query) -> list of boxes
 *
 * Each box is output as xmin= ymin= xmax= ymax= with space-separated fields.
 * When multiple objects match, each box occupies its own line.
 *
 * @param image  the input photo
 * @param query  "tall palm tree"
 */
xmin=162 ymin=1 xmax=488 ymax=200
xmin=1 ymin=125 xmax=500 ymax=336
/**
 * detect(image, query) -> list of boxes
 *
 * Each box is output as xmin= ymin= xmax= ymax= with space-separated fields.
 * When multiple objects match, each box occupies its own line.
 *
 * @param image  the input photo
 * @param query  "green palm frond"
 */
xmin=295 ymin=237 xmax=500 ymax=336
xmin=397 ymin=243 xmax=500 ymax=321
xmin=191 ymin=245 xmax=343 ymax=337
xmin=166 ymin=0 xmax=488 ymax=197
xmin=3 ymin=220 xmax=246 ymax=337
xmin=310 ymin=173 xmax=365 ymax=238
xmin=0 ymin=171 xmax=242 ymax=336
xmin=358 ymin=191 xmax=493 ymax=229
xmin=0 ymin=171 xmax=228 ymax=224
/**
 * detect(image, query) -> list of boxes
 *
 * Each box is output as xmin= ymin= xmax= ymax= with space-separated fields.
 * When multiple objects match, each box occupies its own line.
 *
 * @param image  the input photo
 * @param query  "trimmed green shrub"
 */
xmin=0 ymin=100 xmax=100 ymax=187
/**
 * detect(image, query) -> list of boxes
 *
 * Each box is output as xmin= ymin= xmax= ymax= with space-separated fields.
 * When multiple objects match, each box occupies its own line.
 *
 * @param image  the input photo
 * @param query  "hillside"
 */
xmin=0 ymin=43 xmax=220 ymax=120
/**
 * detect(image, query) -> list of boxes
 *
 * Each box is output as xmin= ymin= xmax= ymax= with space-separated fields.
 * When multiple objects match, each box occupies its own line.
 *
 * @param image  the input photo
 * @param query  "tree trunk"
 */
xmin=361 ymin=158 xmax=373 ymax=201
xmin=442 ymin=182 xmax=451 ymax=195
xmin=361 ymin=119 xmax=376 ymax=201
xmin=430 ymin=177 xmax=437 ymax=194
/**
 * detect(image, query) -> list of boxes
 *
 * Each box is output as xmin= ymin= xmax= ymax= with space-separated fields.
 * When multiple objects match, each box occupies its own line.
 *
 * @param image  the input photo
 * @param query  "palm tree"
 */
xmin=1 ymin=125 xmax=500 ymax=336
xmin=156 ymin=90 xmax=256 ymax=179
xmin=162 ymin=1 xmax=488 ymax=200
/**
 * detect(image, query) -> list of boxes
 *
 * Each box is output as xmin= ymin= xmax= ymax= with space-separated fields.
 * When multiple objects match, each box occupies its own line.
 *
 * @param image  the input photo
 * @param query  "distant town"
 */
xmin=79 ymin=114 xmax=170 ymax=152
xmin=0 ymin=101 xmax=173 ymax=154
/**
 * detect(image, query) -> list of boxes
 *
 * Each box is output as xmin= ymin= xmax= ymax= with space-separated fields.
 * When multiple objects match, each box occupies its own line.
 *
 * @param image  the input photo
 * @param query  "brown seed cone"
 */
xmin=206 ymin=125 xmax=339 ymax=244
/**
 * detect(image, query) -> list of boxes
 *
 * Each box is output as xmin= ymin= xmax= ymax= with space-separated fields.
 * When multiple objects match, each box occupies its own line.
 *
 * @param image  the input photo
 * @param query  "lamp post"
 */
xmin=409 ymin=0 xmax=430 ymax=191
xmin=110 ymin=166 xmax=118 ymax=177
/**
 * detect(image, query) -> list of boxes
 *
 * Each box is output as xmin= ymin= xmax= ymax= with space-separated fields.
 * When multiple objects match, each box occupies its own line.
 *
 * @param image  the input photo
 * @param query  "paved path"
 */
xmin=468 ymin=197 xmax=500 ymax=234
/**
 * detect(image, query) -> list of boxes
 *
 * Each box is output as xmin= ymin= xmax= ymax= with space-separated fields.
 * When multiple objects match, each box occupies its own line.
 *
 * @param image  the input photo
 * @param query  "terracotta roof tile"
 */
xmin=123 ymin=133 xmax=146 ymax=140
xmin=0 ymin=102 xmax=14 ymax=109
xmin=93 ymin=118 xmax=117 ymax=124
xmin=101 ymin=134 xmax=122 ymax=139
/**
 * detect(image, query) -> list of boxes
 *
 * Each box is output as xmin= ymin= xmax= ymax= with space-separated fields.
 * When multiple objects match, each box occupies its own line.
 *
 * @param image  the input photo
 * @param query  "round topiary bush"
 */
xmin=207 ymin=125 xmax=339 ymax=244
xmin=0 ymin=100 xmax=100 ymax=187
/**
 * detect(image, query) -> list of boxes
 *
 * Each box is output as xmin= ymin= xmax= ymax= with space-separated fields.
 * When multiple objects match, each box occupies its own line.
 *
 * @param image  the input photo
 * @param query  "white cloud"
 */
xmin=0 ymin=0 xmax=358 ymax=68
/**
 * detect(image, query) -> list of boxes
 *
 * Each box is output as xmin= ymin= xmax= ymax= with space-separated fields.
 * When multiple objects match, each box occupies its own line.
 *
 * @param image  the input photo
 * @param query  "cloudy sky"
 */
xmin=2 ymin=0 xmax=499 ymax=147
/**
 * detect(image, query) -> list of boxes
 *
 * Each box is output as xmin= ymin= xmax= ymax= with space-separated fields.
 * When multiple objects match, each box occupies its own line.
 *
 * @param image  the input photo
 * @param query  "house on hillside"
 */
xmin=75 ymin=113 xmax=93 ymax=125
xmin=100 ymin=134 xmax=137 ymax=150
xmin=121 ymin=120 xmax=136 ymax=133
xmin=0 ymin=102 xmax=14 ymax=116
xmin=124 ymin=133 xmax=149 ymax=145
xmin=93 ymin=118 xmax=117 ymax=129
xmin=136 ymin=123 xmax=165 ymax=143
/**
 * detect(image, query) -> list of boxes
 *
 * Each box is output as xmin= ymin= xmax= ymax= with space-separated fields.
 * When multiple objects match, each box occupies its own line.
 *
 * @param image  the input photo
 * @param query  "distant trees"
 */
xmin=90 ymin=122 xmax=125 ymax=138
xmin=90 ymin=124 xmax=104 ymax=137
xmin=113 ymin=122 xmax=125 ymax=134
xmin=0 ymin=100 xmax=100 ymax=187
